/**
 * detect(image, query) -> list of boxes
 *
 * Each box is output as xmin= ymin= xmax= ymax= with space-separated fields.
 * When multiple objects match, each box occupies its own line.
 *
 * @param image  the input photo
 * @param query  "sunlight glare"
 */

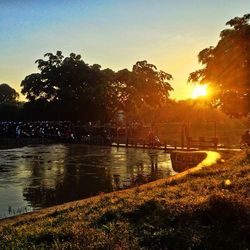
xmin=191 ymin=85 xmax=208 ymax=99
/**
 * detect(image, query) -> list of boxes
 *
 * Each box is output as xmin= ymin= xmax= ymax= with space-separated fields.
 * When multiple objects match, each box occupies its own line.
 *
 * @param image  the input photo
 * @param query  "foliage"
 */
xmin=189 ymin=14 xmax=250 ymax=117
xmin=0 ymin=83 xmax=21 ymax=120
xmin=20 ymin=52 xmax=173 ymax=121
xmin=21 ymin=52 xmax=111 ymax=121
xmin=0 ymin=83 xmax=19 ymax=104
xmin=0 ymin=151 xmax=249 ymax=249
xmin=0 ymin=103 xmax=21 ymax=121
xmin=114 ymin=61 xmax=173 ymax=120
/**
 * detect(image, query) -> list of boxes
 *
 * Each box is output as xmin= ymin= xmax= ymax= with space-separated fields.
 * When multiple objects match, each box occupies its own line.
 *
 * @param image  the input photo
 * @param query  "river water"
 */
xmin=0 ymin=144 xmax=173 ymax=218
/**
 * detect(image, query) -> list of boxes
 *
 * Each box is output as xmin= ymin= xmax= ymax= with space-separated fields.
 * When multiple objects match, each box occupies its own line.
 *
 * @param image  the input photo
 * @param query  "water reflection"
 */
xmin=0 ymin=144 xmax=173 ymax=217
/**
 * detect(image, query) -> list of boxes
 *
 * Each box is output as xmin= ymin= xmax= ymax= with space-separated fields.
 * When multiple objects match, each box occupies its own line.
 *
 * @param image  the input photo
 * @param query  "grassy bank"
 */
xmin=0 ymin=151 xmax=249 ymax=249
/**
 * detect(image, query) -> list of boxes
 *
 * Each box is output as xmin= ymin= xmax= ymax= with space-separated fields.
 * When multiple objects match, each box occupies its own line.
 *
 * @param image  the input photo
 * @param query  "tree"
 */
xmin=21 ymin=52 xmax=173 ymax=122
xmin=188 ymin=14 xmax=250 ymax=117
xmin=0 ymin=83 xmax=20 ymax=120
xmin=0 ymin=83 xmax=19 ymax=104
xmin=112 ymin=61 xmax=173 ymax=122
xmin=21 ymin=51 xmax=113 ymax=121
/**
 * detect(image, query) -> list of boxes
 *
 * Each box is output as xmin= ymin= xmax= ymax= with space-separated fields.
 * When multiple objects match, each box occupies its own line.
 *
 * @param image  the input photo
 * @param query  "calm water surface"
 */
xmin=0 ymin=144 xmax=173 ymax=217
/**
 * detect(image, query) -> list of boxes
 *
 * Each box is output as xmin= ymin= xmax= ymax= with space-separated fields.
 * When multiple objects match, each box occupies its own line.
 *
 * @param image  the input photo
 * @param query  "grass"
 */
xmin=0 ymin=151 xmax=249 ymax=249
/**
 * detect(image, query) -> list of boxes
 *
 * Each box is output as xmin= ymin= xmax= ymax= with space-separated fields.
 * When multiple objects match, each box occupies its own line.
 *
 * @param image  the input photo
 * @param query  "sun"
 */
xmin=191 ymin=85 xmax=208 ymax=99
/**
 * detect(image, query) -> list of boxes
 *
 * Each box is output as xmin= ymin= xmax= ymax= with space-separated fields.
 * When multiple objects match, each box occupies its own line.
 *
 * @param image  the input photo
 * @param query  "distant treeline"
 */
xmin=0 ymin=97 xmax=247 ymax=130
xmin=1 ymin=54 xmax=174 ymax=122
xmin=0 ymin=13 xmax=249 ymax=121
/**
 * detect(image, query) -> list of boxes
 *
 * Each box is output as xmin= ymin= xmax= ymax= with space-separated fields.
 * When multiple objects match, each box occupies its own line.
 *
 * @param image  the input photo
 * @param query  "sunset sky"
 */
xmin=0 ymin=0 xmax=249 ymax=100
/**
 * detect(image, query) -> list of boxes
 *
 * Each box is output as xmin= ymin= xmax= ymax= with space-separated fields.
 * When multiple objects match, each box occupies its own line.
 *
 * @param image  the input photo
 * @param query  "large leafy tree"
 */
xmin=21 ymin=52 xmax=173 ymax=121
xmin=112 ymin=60 xmax=173 ymax=122
xmin=0 ymin=83 xmax=20 ymax=120
xmin=188 ymin=14 xmax=250 ymax=117
xmin=0 ymin=83 xmax=19 ymax=104
xmin=21 ymin=51 xmax=114 ymax=121
xmin=21 ymin=51 xmax=96 ymax=102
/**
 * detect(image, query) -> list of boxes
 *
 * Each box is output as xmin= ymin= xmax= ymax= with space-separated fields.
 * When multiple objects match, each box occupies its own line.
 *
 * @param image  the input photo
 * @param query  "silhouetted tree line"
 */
xmin=0 ymin=14 xmax=249 ymax=121
xmin=1 ymin=53 xmax=174 ymax=122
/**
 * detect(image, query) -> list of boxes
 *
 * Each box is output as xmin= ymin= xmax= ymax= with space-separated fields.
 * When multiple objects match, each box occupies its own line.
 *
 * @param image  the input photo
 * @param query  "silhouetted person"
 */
xmin=113 ymin=174 xmax=120 ymax=190
xmin=148 ymin=150 xmax=158 ymax=168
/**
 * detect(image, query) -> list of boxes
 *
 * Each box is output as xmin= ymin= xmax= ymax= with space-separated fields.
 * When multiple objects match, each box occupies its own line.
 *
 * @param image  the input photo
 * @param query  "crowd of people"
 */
xmin=0 ymin=121 xmax=76 ymax=140
xmin=1 ymin=120 xmax=248 ymax=148
xmin=0 ymin=121 xmax=118 ymax=145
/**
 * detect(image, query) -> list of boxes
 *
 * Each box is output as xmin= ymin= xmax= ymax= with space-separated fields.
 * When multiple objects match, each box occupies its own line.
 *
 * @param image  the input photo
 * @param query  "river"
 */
xmin=0 ymin=144 xmax=174 ymax=218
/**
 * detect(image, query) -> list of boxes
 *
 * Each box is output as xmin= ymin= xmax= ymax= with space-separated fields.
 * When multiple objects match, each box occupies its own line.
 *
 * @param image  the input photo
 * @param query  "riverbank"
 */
xmin=0 ymin=151 xmax=249 ymax=249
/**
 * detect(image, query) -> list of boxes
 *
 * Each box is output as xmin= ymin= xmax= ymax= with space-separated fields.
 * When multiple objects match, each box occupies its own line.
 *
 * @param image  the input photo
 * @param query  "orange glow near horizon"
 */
xmin=191 ymin=85 xmax=208 ymax=99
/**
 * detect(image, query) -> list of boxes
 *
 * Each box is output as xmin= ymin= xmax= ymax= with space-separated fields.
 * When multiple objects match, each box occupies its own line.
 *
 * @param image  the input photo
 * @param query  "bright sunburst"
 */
xmin=191 ymin=85 xmax=208 ymax=99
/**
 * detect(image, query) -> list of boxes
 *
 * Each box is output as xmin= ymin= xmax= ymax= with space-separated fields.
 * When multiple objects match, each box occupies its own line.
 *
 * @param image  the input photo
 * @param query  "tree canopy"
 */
xmin=21 ymin=51 xmax=115 ymax=120
xmin=188 ymin=14 xmax=250 ymax=117
xmin=21 ymin=52 xmax=173 ymax=121
xmin=0 ymin=83 xmax=19 ymax=104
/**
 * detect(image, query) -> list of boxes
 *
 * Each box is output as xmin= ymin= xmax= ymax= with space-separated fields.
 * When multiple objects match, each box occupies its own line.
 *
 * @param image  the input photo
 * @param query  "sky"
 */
xmin=0 ymin=0 xmax=249 ymax=101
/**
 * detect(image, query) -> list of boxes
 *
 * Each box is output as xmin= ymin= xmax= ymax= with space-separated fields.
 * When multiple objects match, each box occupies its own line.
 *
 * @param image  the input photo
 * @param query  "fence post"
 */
xmin=125 ymin=124 xmax=128 ymax=147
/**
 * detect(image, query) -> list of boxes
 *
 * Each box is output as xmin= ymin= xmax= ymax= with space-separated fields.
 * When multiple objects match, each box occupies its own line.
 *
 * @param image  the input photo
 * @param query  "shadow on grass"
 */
xmin=94 ymin=194 xmax=249 ymax=250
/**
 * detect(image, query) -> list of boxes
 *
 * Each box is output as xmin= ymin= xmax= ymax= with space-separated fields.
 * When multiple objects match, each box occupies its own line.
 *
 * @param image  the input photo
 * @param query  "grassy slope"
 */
xmin=0 ymin=152 xmax=249 ymax=250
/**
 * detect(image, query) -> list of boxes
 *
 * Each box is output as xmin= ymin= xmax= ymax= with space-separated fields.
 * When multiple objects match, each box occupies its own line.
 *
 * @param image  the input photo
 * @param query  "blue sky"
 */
xmin=0 ymin=0 xmax=249 ymax=100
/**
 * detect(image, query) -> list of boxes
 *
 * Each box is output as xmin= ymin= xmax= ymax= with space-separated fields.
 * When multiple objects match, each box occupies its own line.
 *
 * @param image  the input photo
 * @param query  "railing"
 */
xmin=186 ymin=137 xmax=218 ymax=150
xmin=113 ymin=137 xmax=179 ymax=151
